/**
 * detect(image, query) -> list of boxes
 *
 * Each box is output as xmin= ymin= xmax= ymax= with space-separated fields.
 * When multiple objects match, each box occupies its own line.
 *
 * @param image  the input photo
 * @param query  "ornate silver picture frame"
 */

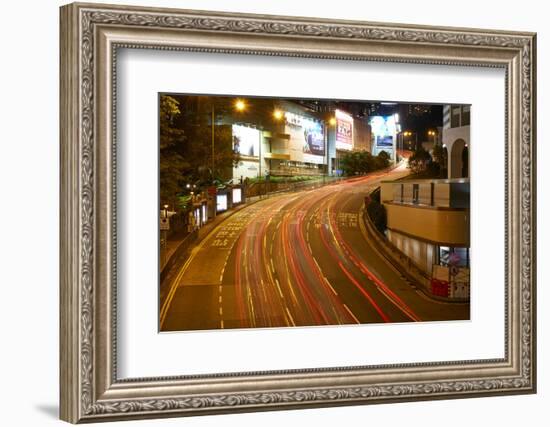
xmin=60 ymin=2 xmax=536 ymax=423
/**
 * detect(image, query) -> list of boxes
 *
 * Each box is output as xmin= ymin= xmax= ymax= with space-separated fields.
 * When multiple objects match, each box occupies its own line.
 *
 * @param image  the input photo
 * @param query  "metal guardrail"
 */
xmin=245 ymin=176 xmax=343 ymax=199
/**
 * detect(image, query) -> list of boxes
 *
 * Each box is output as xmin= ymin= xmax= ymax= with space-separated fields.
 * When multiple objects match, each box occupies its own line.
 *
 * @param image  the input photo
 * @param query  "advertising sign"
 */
xmin=193 ymin=208 xmax=201 ymax=227
xmin=376 ymin=135 xmax=393 ymax=147
xmin=335 ymin=109 xmax=353 ymax=151
xmin=201 ymin=203 xmax=207 ymax=223
xmin=284 ymin=111 xmax=325 ymax=164
xmin=216 ymin=194 xmax=228 ymax=212
xmin=369 ymin=115 xmax=397 ymax=148
xmin=232 ymin=125 xmax=260 ymax=157
xmin=232 ymin=187 xmax=242 ymax=204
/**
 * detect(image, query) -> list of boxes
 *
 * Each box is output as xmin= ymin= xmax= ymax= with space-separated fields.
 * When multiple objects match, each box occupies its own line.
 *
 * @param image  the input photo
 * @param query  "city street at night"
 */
xmin=160 ymin=163 xmax=469 ymax=331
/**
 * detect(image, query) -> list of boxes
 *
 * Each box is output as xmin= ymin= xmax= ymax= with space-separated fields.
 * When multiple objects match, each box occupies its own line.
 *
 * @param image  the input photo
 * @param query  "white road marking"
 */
xmin=343 ymin=304 xmax=361 ymax=324
xmin=285 ymin=308 xmax=296 ymax=326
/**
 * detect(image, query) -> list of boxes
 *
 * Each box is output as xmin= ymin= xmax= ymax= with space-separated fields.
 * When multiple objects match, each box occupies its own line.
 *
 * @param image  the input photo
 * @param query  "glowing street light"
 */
xmin=273 ymin=109 xmax=284 ymax=120
xmin=428 ymin=130 xmax=437 ymax=144
xmin=328 ymin=117 xmax=337 ymax=126
xmin=234 ymin=99 xmax=246 ymax=111
xmin=403 ymin=131 xmax=417 ymax=150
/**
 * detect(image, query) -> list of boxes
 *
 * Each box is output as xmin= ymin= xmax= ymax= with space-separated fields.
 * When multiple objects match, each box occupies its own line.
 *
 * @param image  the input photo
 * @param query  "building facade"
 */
xmin=228 ymin=101 xmax=373 ymax=180
xmin=442 ymin=104 xmax=470 ymax=179
xmin=380 ymin=178 xmax=470 ymax=299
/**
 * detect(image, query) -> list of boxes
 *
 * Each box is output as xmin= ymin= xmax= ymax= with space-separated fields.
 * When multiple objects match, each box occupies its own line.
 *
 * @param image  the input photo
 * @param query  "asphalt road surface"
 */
xmin=161 ymin=164 xmax=469 ymax=331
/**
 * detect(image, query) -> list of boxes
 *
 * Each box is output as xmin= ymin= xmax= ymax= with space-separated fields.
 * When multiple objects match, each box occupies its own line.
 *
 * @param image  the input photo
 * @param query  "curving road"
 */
xmin=161 ymin=164 xmax=469 ymax=331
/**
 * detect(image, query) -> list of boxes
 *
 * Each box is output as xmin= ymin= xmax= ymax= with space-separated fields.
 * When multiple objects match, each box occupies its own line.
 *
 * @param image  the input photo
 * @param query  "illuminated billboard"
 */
xmin=335 ymin=109 xmax=353 ymax=151
xmin=232 ymin=124 xmax=260 ymax=157
xmin=232 ymin=187 xmax=242 ymax=204
xmin=369 ymin=115 xmax=397 ymax=149
xmin=216 ymin=194 xmax=228 ymax=212
xmin=376 ymin=135 xmax=393 ymax=148
xmin=284 ymin=111 xmax=325 ymax=164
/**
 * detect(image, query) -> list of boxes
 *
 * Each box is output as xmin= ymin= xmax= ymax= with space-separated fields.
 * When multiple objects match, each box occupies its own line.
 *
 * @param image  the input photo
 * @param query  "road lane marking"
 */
xmin=160 ymin=210 xmax=252 ymax=326
xmin=343 ymin=304 xmax=361 ymax=324
xmin=274 ymin=278 xmax=284 ymax=299
xmin=161 ymin=196 xmax=290 ymax=328
xmin=324 ymin=277 xmax=339 ymax=296
xmin=285 ymin=307 xmax=296 ymax=326
xmin=357 ymin=205 xmax=402 ymax=278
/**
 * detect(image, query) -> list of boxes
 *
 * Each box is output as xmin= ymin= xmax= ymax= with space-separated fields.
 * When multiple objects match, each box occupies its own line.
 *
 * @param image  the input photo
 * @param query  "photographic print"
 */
xmin=159 ymin=95 xmax=471 ymax=332
xmin=60 ymin=4 xmax=536 ymax=421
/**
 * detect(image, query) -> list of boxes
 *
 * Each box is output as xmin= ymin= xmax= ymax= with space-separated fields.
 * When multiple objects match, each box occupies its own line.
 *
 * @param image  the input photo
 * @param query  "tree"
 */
xmin=159 ymin=95 xmax=187 ymax=208
xmin=407 ymin=147 xmax=432 ymax=174
xmin=171 ymin=96 xmax=238 ymax=186
xmin=366 ymin=197 xmax=387 ymax=233
xmin=339 ymin=150 xmax=391 ymax=176
xmin=375 ymin=150 xmax=391 ymax=169
xmin=431 ymin=143 xmax=448 ymax=178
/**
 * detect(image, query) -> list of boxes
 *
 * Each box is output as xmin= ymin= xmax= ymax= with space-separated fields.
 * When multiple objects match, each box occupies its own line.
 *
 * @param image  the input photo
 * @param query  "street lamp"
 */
xmin=403 ymin=131 xmax=418 ymax=151
xmin=327 ymin=115 xmax=340 ymax=176
xmin=273 ymin=109 xmax=283 ymax=120
xmin=212 ymin=98 xmax=248 ymax=184
xmin=428 ymin=130 xmax=437 ymax=145
xmin=234 ymin=99 xmax=246 ymax=112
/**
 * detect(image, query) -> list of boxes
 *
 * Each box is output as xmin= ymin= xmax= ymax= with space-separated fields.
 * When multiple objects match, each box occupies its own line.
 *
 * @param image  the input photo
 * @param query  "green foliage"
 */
xmin=177 ymin=194 xmax=192 ymax=211
xmin=247 ymin=175 xmax=317 ymax=184
xmin=340 ymin=150 xmax=390 ymax=176
xmin=431 ymin=143 xmax=448 ymax=178
xmin=407 ymin=147 xmax=432 ymax=174
xmin=159 ymin=95 xmax=239 ymax=210
xmin=377 ymin=150 xmax=390 ymax=162
xmin=432 ymin=143 xmax=446 ymax=166
xmin=160 ymin=95 xmax=187 ymax=208
xmin=366 ymin=198 xmax=387 ymax=233
xmin=425 ymin=160 xmax=441 ymax=177
xmin=374 ymin=150 xmax=391 ymax=169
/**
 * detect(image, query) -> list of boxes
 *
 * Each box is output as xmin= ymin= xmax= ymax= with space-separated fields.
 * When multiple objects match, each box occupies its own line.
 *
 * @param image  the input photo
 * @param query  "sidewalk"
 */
xmin=160 ymin=197 xmax=263 ymax=279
